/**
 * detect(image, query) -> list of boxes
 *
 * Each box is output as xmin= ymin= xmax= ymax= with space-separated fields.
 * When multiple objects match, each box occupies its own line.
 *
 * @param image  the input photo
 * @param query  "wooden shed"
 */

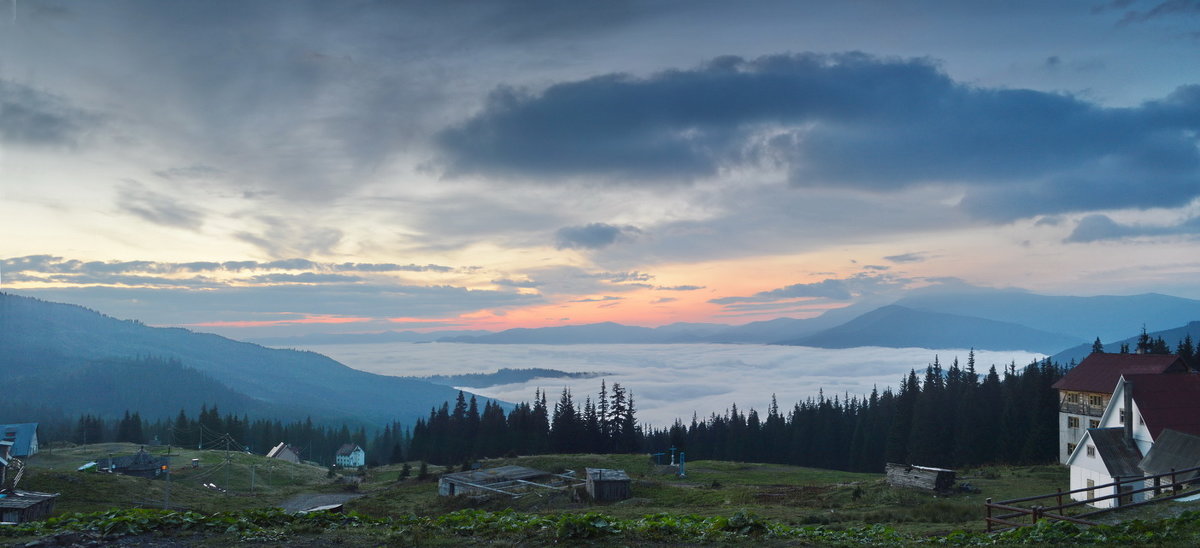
xmin=0 ymin=490 xmax=58 ymax=524
xmin=885 ymin=463 xmax=956 ymax=492
xmin=585 ymin=468 xmax=631 ymax=502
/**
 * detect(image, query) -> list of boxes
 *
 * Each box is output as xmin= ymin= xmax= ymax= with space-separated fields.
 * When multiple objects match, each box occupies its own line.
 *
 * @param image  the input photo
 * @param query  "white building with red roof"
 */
xmin=1051 ymin=353 xmax=1187 ymax=463
xmin=1065 ymin=372 xmax=1200 ymax=507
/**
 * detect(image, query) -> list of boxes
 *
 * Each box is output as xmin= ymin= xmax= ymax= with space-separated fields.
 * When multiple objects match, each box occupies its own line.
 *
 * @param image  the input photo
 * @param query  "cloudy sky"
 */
xmin=3 ymin=0 xmax=1200 ymax=338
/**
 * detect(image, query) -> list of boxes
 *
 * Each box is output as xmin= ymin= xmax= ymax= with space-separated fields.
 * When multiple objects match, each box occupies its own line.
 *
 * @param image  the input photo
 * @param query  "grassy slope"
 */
xmin=20 ymin=443 xmax=345 ymax=515
xmin=349 ymin=454 xmax=1068 ymax=536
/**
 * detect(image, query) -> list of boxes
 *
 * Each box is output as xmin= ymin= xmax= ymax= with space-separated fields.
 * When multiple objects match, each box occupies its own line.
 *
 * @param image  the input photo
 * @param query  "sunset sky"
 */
xmin=3 ymin=1 xmax=1200 ymax=339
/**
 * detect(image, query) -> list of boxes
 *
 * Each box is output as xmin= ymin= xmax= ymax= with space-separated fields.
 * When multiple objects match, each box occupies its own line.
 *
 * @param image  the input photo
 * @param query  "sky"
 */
xmin=2 ymin=0 xmax=1200 ymax=339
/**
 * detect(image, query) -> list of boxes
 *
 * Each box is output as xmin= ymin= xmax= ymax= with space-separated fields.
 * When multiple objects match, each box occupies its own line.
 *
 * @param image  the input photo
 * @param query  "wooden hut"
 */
xmin=885 ymin=463 xmax=956 ymax=492
xmin=0 ymin=490 xmax=58 ymax=524
xmin=585 ymin=468 xmax=631 ymax=502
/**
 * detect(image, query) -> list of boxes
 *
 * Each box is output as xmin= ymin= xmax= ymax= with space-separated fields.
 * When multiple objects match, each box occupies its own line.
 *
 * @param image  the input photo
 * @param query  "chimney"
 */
xmin=1123 ymin=377 xmax=1134 ymax=446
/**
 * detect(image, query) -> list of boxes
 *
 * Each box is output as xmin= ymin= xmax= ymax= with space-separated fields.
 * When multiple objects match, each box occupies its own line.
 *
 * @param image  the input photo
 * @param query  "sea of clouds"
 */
xmin=305 ymin=343 xmax=1043 ymax=428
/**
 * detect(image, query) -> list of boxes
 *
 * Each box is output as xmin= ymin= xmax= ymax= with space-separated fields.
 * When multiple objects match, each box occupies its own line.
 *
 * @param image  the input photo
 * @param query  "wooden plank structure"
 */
xmin=585 ymin=468 xmax=631 ymax=502
xmin=984 ymin=463 xmax=1200 ymax=532
xmin=0 ymin=490 xmax=58 ymax=524
xmin=885 ymin=463 xmax=956 ymax=492
xmin=438 ymin=465 xmax=582 ymax=498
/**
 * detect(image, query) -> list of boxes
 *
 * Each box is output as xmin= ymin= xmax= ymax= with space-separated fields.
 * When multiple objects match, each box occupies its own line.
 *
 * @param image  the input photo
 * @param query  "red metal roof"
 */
xmin=1126 ymin=373 xmax=1200 ymax=439
xmin=1051 ymin=353 xmax=1186 ymax=393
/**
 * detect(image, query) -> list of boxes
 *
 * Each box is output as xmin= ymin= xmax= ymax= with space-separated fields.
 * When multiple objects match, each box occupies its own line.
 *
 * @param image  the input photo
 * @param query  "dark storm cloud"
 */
xmin=1064 ymin=214 xmax=1200 ymax=242
xmin=116 ymin=182 xmax=205 ymax=230
xmin=555 ymin=223 xmax=641 ymax=250
xmin=439 ymin=53 xmax=1200 ymax=221
xmin=0 ymin=79 xmax=97 ymax=147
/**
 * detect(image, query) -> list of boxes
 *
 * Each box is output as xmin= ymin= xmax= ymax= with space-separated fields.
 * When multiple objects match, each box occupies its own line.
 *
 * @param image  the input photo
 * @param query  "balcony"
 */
xmin=1060 ymin=401 xmax=1106 ymax=417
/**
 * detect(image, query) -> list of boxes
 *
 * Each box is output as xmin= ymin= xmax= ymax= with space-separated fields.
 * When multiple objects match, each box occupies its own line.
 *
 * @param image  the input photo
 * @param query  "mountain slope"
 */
xmin=779 ymin=305 xmax=1083 ymax=353
xmin=1051 ymin=321 xmax=1200 ymax=364
xmin=895 ymin=290 xmax=1200 ymax=342
xmin=1 ymin=293 xmax=470 ymax=425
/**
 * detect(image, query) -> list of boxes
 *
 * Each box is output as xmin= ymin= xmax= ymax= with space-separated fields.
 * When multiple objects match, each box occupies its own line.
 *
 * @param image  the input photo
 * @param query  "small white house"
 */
xmin=1066 ymin=372 xmax=1200 ymax=507
xmin=335 ymin=444 xmax=365 ymax=468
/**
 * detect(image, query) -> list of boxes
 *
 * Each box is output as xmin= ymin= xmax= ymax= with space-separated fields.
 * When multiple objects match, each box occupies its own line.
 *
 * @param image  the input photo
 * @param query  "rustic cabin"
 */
xmin=885 ymin=463 xmax=956 ymax=492
xmin=266 ymin=442 xmax=302 ymax=464
xmin=585 ymin=468 xmax=631 ymax=502
xmin=438 ymin=465 xmax=579 ymax=498
xmin=0 ymin=490 xmax=58 ymax=524
xmin=104 ymin=447 xmax=170 ymax=479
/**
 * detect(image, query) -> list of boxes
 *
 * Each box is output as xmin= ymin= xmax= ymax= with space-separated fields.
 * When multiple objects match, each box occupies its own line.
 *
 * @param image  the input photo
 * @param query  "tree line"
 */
xmin=31 ymin=352 xmax=1067 ymax=472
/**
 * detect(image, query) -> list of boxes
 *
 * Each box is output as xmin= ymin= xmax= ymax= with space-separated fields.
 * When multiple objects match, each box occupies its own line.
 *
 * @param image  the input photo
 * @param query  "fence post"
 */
xmin=1032 ymin=505 xmax=1042 ymax=525
xmin=985 ymin=498 xmax=992 ymax=533
xmin=1172 ymin=469 xmax=1178 ymax=493
xmin=1056 ymin=487 xmax=1063 ymax=512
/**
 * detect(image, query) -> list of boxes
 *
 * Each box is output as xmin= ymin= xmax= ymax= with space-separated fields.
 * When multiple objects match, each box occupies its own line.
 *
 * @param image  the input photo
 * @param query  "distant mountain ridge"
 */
xmin=778 ymin=305 xmax=1082 ymax=353
xmin=0 ymin=293 xmax=476 ymax=426
xmin=1051 ymin=321 xmax=1200 ymax=364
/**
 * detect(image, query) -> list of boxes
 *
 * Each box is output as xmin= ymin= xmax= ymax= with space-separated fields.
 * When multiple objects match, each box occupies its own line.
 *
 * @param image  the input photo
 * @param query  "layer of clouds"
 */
xmin=439 ymin=53 xmax=1200 ymax=221
xmin=314 ymin=342 xmax=1043 ymax=426
xmin=1065 ymin=213 xmax=1200 ymax=242
xmin=3 ymin=255 xmax=457 ymax=275
xmin=711 ymin=273 xmax=911 ymax=307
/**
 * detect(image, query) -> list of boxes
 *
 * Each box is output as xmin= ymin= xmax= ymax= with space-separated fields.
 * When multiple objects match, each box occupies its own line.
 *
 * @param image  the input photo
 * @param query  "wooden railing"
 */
xmin=984 ymin=465 xmax=1200 ymax=532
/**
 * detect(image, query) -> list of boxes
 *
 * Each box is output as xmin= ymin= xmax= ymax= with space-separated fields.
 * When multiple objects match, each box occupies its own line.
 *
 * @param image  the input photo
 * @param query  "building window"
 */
xmin=1068 ymin=417 xmax=1080 ymax=428
xmin=1087 ymin=445 xmax=1096 ymax=458
xmin=1089 ymin=419 xmax=1100 ymax=428
xmin=1139 ymin=415 xmax=1144 ymax=425
xmin=1089 ymin=395 xmax=1103 ymax=406
xmin=1067 ymin=443 xmax=1077 ymax=455
xmin=1067 ymin=393 xmax=1081 ymax=404
xmin=1120 ymin=409 xmax=1126 ymax=424
xmin=1087 ymin=479 xmax=1095 ymax=499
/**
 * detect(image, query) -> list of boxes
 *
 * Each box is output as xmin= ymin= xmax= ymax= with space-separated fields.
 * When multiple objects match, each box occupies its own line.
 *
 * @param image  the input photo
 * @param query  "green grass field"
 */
xmin=16 ymin=445 xmax=1097 ymax=542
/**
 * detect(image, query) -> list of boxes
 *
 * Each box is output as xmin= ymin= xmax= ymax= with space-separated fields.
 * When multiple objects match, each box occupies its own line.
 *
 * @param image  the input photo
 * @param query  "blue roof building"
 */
xmin=0 ymin=423 xmax=39 ymax=457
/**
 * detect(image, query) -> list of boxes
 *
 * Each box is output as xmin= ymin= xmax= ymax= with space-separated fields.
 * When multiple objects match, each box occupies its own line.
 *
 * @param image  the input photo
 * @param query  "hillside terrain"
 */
xmin=0 ymin=293 xmax=473 ymax=425
xmin=13 ymin=448 xmax=1200 ymax=546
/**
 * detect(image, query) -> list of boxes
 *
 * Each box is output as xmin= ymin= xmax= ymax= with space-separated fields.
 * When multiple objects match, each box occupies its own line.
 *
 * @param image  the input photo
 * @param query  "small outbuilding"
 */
xmin=885 ymin=463 xmax=956 ymax=492
xmin=103 ymin=447 xmax=170 ymax=479
xmin=0 ymin=490 xmax=58 ymax=524
xmin=585 ymin=468 xmax=631 ymax=502
xmin=0 ymin=424 xmax=38 ymax=458
xmin=266 ymin=442 xmax=302 ymax=464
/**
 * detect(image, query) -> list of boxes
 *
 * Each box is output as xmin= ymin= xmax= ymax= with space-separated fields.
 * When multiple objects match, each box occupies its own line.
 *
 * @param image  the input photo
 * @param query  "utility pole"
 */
xmin=162 ymin=457 xmax=171 ymax=510
xmin=250 ymin=464 xmax=256 ymax=495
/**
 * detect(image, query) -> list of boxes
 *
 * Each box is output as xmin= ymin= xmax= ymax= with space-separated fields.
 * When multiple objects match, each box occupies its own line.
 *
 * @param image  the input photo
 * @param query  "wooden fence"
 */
xmin=984 ymin=465 xmax=1200 ymax=532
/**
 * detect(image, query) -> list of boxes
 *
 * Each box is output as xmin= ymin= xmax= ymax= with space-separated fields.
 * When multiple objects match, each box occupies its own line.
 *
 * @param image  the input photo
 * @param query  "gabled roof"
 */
xmin=1088 ymin=427 xmax=1144 ymax=478
xmin=1126 ymin=373 xmax=1200 ymax=438
xmin=1139 ymin=429 xmax=1200 ymax=478
xmin=0 ymin=423 xmax=38 ymax=457
xmin=335 ymin=443 xmax=361 ymax=456
xmin=1052 ymin=353 xmax=1186 ymax=393
xmin=267 ymin=442 xmax=299 ymax=459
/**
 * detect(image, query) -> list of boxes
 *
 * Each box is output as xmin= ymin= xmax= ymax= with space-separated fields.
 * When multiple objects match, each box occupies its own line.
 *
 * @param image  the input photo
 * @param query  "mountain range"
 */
xmin=328 ymin=289 xmax=1198 ymax=354
xmin=0 ymin=293 xmax=476 ymax=426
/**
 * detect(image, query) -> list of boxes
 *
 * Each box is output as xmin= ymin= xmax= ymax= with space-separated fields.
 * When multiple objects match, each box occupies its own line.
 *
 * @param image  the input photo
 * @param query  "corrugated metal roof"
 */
xmin=586 ymin=468 xmax=630 ymax=482
xmin=0 ymin=423 xmax=37 ymax=457
xmin=1089 ymin=428 xmax=1144 ymax=478
xmin=0 ymin=491 xmax=57 ymax=510
xmin=1052 ymin=354 xmax=1185 ymax=393
xmin=441 ymin=465 xmax=550 ymax=485
xmin=1127 ymin=373 xmax=1200 ymax=439
xmin=1140 ymin=429 xmax=1200 ymax=477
